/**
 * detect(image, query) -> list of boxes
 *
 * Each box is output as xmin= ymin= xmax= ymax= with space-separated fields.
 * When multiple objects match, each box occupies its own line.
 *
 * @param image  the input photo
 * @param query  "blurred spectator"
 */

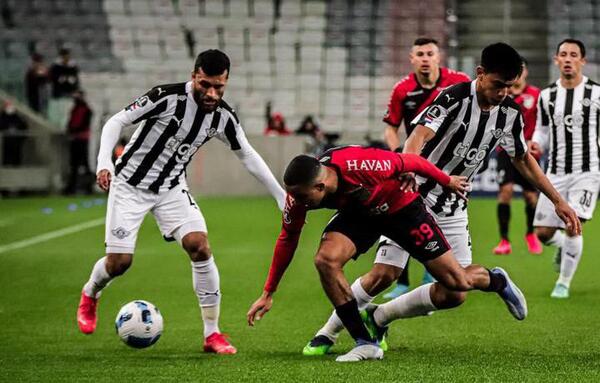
xmin=48 ymin=47 xmax=80 ymax=130
xmin=264 ymin=112 xmax=291 ymax=136
xmin=0 ymin=101 xmax=27 ymax=166
xmin=64 ymin=90 xmax=93 ymax=194
xmin=1 ymin=2 xmax=15 ymax=29
xmin=182 ymin=26 xmax=196 ymax=59
xmin=25 ymin=53 xmax=49 ymax=113
xmin=296 ymin=115 xmax=324 ymax=141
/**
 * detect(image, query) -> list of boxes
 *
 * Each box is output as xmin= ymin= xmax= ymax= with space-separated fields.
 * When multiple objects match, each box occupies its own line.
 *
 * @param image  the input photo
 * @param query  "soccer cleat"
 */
xmin=383 ymin=283 xmax=410 ymax=299
xmin=204 ymin=332 xmax=237 ymax=354
xmin=493 ymin=239 xmax=512 ymax=255
xmin=550 ymin=283 xmax=569 ymax=299
xmin=553 ymin=247 xmax=562 ymax=273
xmin=421 ymin=271 xmax=436 ymax=284
xmin=360 ymin=306 xmax=388 ymax=352
xmin=525 ymin=233 xmax=543 ymax=255
xmin=491 ymin=267 xmax=528 ymax=320
xmin=77 ymin=291 xmax=98 ymax=334
xmin=302 ymin=335 xmax=334 ymax=356
xmin=335 ymin=342 xmax=383 ymax=362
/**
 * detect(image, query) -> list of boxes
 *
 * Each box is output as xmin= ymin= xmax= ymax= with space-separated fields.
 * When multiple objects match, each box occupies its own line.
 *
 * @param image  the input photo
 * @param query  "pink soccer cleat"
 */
xmin=493 ymin=239 xmax=512 ymax=255
xmin=77 ymin=291 xmax=98 ymax=334
xmin=204 ymin=332 xmax=237 ymax=354
xmin=525 ymin=233 xmax=543 ymax=255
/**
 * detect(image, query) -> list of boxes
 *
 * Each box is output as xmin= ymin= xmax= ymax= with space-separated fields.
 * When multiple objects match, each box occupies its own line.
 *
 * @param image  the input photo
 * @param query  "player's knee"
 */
xmin=106 ymin=254 xmax=132 ymax=276
xmin=183 ymin=234 xmax=211 ymax=262
xmin=438 ymin=289 xmax=467 ymax=309
xmin=314 ymin=251 xmax=341 ymax=274
xmin=366 ymin=265 xmax=399 ymax=290
xmin=535 ymin=228 xmax=554 ymax=244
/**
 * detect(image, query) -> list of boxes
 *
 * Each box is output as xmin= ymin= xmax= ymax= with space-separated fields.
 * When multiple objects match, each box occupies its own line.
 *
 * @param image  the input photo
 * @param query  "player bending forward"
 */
xmin=77 ymin=50 xmax=285 ymax=354
xmin=247 ymin=146 xmax=527 ymax=362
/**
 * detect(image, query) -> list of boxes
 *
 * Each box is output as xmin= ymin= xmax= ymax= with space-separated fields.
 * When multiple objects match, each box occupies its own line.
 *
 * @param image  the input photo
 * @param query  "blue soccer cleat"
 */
xmin=491 ymin=267 xmax=528 ymax=320
xmin=383 ymin=283 xmax=409 ymax=299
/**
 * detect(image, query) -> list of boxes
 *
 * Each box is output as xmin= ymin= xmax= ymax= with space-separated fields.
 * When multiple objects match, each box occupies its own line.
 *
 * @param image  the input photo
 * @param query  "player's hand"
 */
xmin=555 ymin=199 xmax=582 ymax=236
xmin=96 ymin=169 xmax=112 ymax=191
xmin=247 ymin=291 xmax=273 ymax=326
xmin=447 ymin=175 xmax=470 ymax=201
xmin=528 ymin=141 xmax=543 ymax=160
xmin=398 ymin=172 xmax=417 ymax=192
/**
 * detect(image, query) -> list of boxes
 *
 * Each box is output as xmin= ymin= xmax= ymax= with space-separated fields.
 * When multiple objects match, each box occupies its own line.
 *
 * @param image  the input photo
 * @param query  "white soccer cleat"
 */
xmin=335 ymin=343 xmax=383 ymax=362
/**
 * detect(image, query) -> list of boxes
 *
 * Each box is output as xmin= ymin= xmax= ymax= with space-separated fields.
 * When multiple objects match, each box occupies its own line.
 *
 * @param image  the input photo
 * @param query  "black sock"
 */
xmin=482 ymin=269 xmax=507 ymax=292
xmin=525 ymin=204 xmax=536 ymax=234
xmin=397 ymin=260 xmax=409 ymax=285
xmin=497 ymin=203 xmax=511 ymax=240
xmin=335 ymin=299 xmax=374 ymax=343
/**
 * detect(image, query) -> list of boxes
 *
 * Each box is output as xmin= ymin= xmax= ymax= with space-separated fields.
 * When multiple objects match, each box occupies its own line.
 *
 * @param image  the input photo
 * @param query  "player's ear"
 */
xmin=315 ymin=183 xmax=325 ymax=192
xmin=475 ymin=65 xmax=485 ymax=78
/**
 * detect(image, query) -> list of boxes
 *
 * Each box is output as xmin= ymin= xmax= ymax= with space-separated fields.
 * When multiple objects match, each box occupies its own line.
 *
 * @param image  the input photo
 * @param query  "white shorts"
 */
xmin=375 ymin=213 xmax=472 ymax=268
xmin=105 ymin=177 xmax=207 ymax=254
xmin=534 ymin=171 xmax=600 ymax=228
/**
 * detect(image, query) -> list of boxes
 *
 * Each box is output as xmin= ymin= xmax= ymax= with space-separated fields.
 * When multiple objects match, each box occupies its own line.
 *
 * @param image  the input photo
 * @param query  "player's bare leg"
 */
xmin=182 ymin=231 xmax=236 ymax=354
xmin=314 ymin=232 xmax=382 ymax=362
xmin=78 ymin=253 xmax=132 ymax=334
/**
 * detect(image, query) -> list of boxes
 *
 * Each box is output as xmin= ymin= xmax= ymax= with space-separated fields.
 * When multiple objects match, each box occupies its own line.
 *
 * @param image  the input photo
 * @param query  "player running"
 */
xmin=493 ymin=57 xmax=542 ymax=255
xmin=383 ymin=37 xmax=470 ymax=298
xmin=247 ymin=146 xmax=528 ymax=362
xmin=76 ymin=50 xmax=286 ymax=354
xmin=303 ymin=43 xmax=581 ymax=356
xmin=530 ymin=39 xmax=600 ymax=298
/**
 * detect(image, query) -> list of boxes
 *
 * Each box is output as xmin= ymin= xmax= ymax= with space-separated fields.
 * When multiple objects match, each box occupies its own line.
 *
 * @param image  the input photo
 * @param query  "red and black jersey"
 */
xmin=263 ymin=146 xmax=451 ymax=293
xmin=513 ymin=84 xmax=540 ymax=140
xmin=383 ymin=67 xmax=470 ymax=136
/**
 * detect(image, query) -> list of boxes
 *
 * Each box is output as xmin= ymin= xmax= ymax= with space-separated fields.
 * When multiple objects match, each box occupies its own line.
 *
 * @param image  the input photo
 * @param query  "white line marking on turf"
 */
xmin=0 ymin=217 xmax=104 ymax=255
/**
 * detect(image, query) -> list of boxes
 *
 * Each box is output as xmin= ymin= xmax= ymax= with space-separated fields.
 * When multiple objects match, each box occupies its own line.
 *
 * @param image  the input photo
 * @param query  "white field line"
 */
xmin=0 ymin=217 xmax=104 ymax=255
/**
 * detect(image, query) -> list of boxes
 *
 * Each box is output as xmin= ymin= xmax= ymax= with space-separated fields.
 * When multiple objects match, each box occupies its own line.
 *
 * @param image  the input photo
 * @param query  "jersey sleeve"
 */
xmin=216 ymin=115 xmax=246 ymax=151
xmin=397 ymin=153 xmax=450 ymax=186
xmin=412 ymin=87 xmax=461 ymax=133
xmin=532 ymin=94 xmax=550 ymax=150
xmin=263 ymin=195 xmax=308 ymax=293
xmin=500 ymin=110 xmax=528 ymax=158
xmin=383 ymin=82 xmax=406 ymax=127
xmin=122 ymin=87 xmax=172 ymax=125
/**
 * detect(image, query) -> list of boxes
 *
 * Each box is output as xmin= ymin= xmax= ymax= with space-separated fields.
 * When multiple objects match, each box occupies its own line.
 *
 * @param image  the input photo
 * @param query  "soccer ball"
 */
xmin=115 ymin=300 xmax=163 ymax=348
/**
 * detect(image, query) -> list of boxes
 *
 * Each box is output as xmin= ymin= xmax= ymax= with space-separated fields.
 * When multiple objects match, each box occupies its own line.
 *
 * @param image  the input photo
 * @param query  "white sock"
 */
xmin=557 ymin=235 xmax=583 ymax=288
xmin=547 ymin=230 xmax=565 ymax=248
xmin=83 ymin=257 xmax=112 ymax=299
xmin=373 ymin=283 xmax=436 ymax=327
xmin=315 ymin=278 xmax=374 ymax=341
xmin=191 ymin=257 xmax=221 ymax=338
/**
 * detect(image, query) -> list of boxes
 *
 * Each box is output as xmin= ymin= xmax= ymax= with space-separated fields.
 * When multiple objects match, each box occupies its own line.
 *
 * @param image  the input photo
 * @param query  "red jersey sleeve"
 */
xmin=397 ymin=153 xmax=451 ymax=186
xmin=383 ymin=77 xmax=409 ymax=127
xmin=263 ymin=194 xmax=308 ymax=293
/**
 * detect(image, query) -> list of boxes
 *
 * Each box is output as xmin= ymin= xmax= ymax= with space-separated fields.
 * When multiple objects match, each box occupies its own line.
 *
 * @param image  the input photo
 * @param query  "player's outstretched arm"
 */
xmin=247 ymin=291 xmax=273 ymax=326
xmin=96 ymin=111 xmax=130 ymax=191
xmin=512 ymin=152 xmax=582 ymax=235
xmin=403 ymin=124 xmax=435 ymax=154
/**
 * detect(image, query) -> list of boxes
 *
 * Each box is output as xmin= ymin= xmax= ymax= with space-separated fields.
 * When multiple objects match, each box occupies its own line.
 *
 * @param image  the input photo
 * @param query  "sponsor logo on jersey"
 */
xmin=345 ymin=159 xmax=392 ymax=172
xmin=125 ymin=95 xmax=149 ymax=111
xmin=405 ymin=100 xmax=417 ymax=109
xmin=111 ymin=227 xmax=131 ymax=239
xmin=425 ymin=241 xmax=439 ymax=252
xmin=453 ymin=143 xmax=489 ymax=168
xmin=553 ymin=111 xmax=584 ymax=132
xmin=423 ymin=105 xmax=448 ymax=124
xmin=521 ymin=94 xmax=535 ymax=109
xmin=492 ymin=128 xmax=505 ymax=139
xmin=580 ymin=98 xmax=600 ymax=109
xmin=369 ymin=202 xmax=389 ymax=215
xmin=407 ymin=90 xmax=424 ymax=96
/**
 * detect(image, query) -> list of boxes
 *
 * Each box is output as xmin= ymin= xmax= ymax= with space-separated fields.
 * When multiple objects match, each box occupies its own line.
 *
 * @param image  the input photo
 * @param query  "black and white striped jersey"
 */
xmin=411 ymin=80 xmax=527 ymax=217
xmin=533 ymin=76 xmax=600 ymax=175
xmin=114 ymin=81 xmax=247 ymax=193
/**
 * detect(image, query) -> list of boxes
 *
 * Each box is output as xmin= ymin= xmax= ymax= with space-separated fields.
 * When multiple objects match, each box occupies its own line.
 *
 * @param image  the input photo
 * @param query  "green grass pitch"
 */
xmin=1 ymin=196 xmax=599 ymax=382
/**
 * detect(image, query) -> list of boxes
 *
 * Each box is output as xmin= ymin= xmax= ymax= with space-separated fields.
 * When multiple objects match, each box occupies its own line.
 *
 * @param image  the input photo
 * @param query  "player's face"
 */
xmin=410 ymin=43 xmax=440 ymax=77
xmin=554 ymin=43 xmax=586 ymax=79
xmin=191 ymin=68 xmax=228 ymax=112
xmin=509 ymin=66 xmax=528 ymax=95
xmin=286 ymin=183 xmax=326 ymax=209
xmin=476 ymin=67 xmax=518 ymax=106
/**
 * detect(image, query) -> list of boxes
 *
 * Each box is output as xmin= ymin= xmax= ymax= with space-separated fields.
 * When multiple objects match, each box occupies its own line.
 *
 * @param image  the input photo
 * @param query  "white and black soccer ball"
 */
xmin=115 ymin=300 xmax=163 ymax=348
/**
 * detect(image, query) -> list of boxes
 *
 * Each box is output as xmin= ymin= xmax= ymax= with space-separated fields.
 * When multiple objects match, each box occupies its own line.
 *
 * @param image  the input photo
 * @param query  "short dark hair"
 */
xmin=556 ymin=38 xmax=586 ymax=58
xmin=480 ymin=43 xmax=523 ymax=80
xmin=413 ymin=37 xmax=438 ymax=46
xmin=194 ymin=49 xmax=231 ymax=76
xmin=283 ymin=155 xmax=321 ymax=186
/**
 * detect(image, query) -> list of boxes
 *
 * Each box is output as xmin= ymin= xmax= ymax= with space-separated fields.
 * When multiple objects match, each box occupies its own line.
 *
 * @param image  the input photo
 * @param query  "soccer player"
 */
xmin=530 ymin=39 xmax=600 ymax=298
xmin=247 ymin=146 xmax=528 ymax=362
xmin=383 ymin=37 xmax=470 ymax=298
xmin=493 ymin=57 xmax=542 ymax=255
xmin=303 ymin=43 xmax=581 ymax=355
xmin=76 ymin=50 xmax=286 ymax=354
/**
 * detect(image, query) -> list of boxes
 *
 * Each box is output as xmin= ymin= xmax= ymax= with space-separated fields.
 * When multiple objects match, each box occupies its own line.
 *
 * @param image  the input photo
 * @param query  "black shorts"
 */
xmin=496 ymin=150 xmax=536 ymax=191
xmin=322 ymin=198 xmax=450 ymax=263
